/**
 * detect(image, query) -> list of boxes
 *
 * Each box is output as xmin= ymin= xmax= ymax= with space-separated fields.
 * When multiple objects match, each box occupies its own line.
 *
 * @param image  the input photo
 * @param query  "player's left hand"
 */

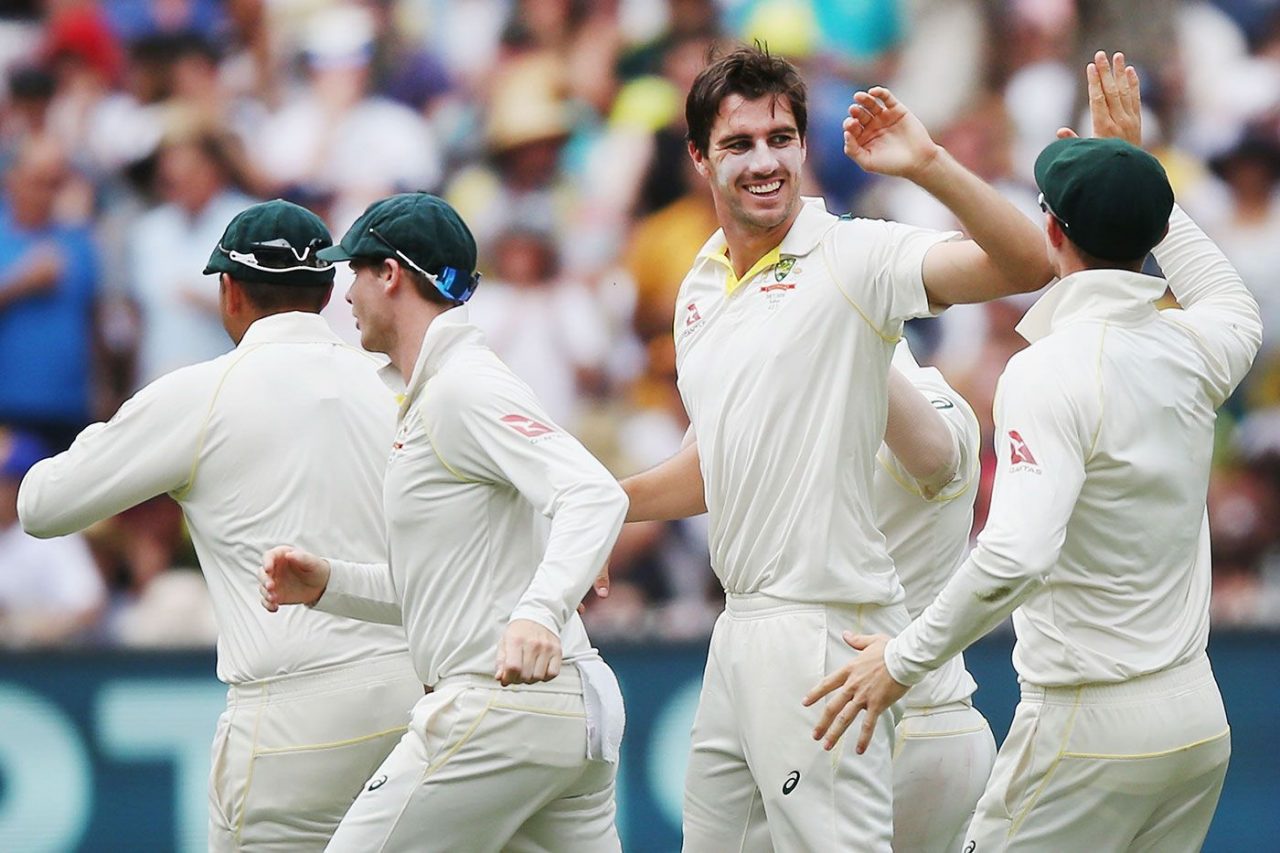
xmin=802 ymin=632 xmax=909 ymax=753
xmin=496 ymin=619 xmax=563 ymax=685
xmin=843 ymin=87 xmax=941 ymax=181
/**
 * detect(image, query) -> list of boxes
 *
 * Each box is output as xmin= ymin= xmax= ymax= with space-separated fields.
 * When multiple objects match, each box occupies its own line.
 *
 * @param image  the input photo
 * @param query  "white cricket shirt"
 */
xmin=886 ymin=206 xmax=1262 ymax=688
xmin=675 ymin=197 xmax=956 ymax=604
xmin=873 ymin=340 xmax=980 ymax=708
xmin=19 ymin=313 xmax=412 ymax=685
xmin=315 ymin=308 xmax=628 ymax=686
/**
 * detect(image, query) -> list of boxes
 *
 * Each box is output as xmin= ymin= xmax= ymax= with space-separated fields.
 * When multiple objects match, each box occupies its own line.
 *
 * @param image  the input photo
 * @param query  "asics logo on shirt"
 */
xmin=782 ymin=770 xmax=800 ymax=795
xmin=367 ymin=774 xmax=387 ymax=792
xmin=501 ymin=414 xmax=557 ymax=439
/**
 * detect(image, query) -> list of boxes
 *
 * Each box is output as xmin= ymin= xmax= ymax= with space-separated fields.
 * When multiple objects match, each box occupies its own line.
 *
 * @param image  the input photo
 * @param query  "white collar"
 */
xmin=1016 ymin=269 xmax=1166 ymax=343
xmin=378 ymin=306 xmax=484 ymax=403
xmin=238 ymin=311 xmax=342 ymax=347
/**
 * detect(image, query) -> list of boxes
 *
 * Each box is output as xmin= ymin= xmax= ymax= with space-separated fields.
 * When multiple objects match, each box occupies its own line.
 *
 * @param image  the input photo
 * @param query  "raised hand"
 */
xmin=843 ymin=87 xmax=941 ymax=180
xmin=260 ymin=545 xmax=331 ymax=611
xmin=1058 ymin=51 xmax=1143 ymax=145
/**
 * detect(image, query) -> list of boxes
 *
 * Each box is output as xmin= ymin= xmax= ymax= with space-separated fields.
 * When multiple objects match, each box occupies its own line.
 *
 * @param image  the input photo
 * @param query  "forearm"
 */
xmin=884 ymin=368 xmax=959 ymax=496
xmin=0 ymin=265 xmax=56 ymax=310
xmin=913 ymin=148 xmax=1052 ymax=299
xmin=884 ymin=547 xmax=1043 ymax=685
xmin=1155 ymin=206 xmax=1259 ymax=319
xmin=621 ymin=442 xmax=706 ymax=522
xmin=19 ymin=423 xmax=182 ymax=537
xmin=510 ymin=479 xmax=628 ymax=633
xmin=313 ymin=559 xmax=403 ymax=626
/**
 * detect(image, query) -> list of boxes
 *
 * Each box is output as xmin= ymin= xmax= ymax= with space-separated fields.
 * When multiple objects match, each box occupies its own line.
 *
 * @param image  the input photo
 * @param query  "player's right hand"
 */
xmin=1058 ymin=51 xmax=1142 ymax=146
xmin=259 ymin=545 xmax=331 ymax=611
xmin=495 ymin=619 xmax=563 ymax=685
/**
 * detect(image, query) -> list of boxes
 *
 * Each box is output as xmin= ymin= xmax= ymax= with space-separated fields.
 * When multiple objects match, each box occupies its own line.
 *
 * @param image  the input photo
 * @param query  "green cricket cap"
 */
xmin=1034 ymin=137 xmax=1174 ymax=263
xmin=203 ymin=199 xmax=336 ymax=286
xmin=318 ymin=193 xmax=479 ymax=302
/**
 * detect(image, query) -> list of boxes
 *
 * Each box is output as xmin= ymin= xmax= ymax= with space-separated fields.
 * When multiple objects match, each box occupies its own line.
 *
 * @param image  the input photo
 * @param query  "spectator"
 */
xmin=467 ymin=226 xmax=610 ymax=431
xmin=125 ymin=117 xmax=255 ymax=387
xmin=255 ymin=5 xmax=441 ymax=227
xmin=0 ymin=429 xmax=104 ymax=647
xmin=0 ymin=135 xmax=98 ymax=449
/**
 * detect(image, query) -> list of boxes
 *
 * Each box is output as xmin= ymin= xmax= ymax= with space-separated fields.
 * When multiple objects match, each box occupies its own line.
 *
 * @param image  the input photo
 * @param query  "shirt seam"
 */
xmin=820 ymin=234 xmax=900 ymax=343
xmin=172 ymin=345 xmax=264 ymax=501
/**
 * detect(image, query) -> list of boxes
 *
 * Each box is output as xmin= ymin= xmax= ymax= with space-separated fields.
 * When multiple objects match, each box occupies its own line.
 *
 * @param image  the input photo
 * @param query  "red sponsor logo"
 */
xmin=759 ymin=282 xmax=796 ymax=293
xmin=1008 ymin=430 xmax=1038 ymax=466
xmin=685 ymin=302 xmax=702 ymax=326
xmin=501 ymin=414 xmax=556 ymax=438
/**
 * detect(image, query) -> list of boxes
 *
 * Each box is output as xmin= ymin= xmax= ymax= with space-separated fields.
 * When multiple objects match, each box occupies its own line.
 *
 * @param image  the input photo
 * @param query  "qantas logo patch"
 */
xmin=501 ymin=414 xmax=557 ymax=439
xmin=1008 ymin=430 xmax=1041 ymax=472
xmin=685 ymin=302 xmax=703 ymax=326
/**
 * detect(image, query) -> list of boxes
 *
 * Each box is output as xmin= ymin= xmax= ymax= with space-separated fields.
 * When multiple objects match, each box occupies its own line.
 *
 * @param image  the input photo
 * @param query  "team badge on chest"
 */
xmin=759 ymin=256 xmax=799 ymax=308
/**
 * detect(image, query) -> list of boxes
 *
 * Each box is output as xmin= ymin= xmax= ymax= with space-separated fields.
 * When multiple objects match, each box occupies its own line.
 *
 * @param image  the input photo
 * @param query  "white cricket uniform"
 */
xmin=312 ymin=307 xmax=629 ymax=853
xmin=673 ymin=196 xmax=957 ymax=852
xmin=884 ymin=206 xmax=1261 ymax=852
xmin=18 ymin=312 xmax=423 ymax=851
xmin=873 ymin=340 xmax=996 ymax=853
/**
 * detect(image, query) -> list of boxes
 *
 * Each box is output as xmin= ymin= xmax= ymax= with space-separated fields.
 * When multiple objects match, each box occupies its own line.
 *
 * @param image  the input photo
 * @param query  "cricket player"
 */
xmin=807 ymin=53 xmax=1260 ymax=852
xmin=619 ymin=45 xmax=1052 ymax=850
xmin=17 ymin=200 xmax=423 ymax=850
xmin=258 ymin=193 xmax=629 ymax=852
xmin=877 ymin=340 xmax=997 ymax=853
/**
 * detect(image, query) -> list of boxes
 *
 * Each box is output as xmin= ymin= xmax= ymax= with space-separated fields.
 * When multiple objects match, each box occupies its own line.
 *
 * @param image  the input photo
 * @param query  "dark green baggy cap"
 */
xmin=203 ymin=199 xmax=336 ymax=286
xmin=318 ymin=193 xmax=479 ymax=303
xmin=1034 ymin=137 xmax=1174 ymax=263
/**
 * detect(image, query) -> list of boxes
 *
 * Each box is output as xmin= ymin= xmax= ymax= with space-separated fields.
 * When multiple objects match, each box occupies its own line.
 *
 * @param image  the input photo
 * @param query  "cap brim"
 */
xmin=316 ymin=244 xmax=355 ymax=262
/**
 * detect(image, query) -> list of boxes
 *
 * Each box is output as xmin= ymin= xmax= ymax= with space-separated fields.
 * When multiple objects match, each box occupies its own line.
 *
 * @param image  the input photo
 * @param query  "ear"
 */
xmin=1046 ymin=214 xmax=1067 ymax=250
xmin=380 ymin=258 xmax=403 ymax=295
xmin=221 ymin=274 xmax=243 ymax=313
xmin=688 ymin=140 xmax=710 ymax=179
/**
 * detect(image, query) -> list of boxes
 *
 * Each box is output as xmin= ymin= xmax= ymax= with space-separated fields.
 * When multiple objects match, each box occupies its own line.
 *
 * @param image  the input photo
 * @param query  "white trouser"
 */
xmin=326 ymin=661 xmax=625 ymax=853
xmin=208 ymin=653 xmax=423 ymax=852
xmin=966 ymin=654 xmax=1230 ymax=852
xmin=682 ymin=593 xmax=909 ymax=853
xmin=892 ymin=699 xmax=996 ymax=853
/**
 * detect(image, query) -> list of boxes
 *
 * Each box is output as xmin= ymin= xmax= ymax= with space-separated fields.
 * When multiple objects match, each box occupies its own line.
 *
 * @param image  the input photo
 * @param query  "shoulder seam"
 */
xmin=820 ymin=229 xmax=900 ymax=343
xmin=170 ymin=346 xmax=263 ymax=501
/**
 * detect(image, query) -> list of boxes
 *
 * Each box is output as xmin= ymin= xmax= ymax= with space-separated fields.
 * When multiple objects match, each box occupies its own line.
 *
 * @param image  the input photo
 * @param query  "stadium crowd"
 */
xmin=1 ymin=0 xmax=1279 ymax=649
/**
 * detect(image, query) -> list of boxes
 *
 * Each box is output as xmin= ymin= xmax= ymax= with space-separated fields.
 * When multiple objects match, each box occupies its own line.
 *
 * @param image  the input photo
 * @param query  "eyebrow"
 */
xmin=714 ymin=126 xmax=799 ymax=147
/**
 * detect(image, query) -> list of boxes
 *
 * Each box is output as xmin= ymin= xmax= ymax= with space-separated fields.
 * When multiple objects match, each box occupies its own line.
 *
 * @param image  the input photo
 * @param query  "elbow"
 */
xmin=17 ymin=493 xmax=59 ymax=539
xmin=1015 ymin=257 xmax=1055 ymax=295
xmin=605 ymin=480 xmax=630 ymax=532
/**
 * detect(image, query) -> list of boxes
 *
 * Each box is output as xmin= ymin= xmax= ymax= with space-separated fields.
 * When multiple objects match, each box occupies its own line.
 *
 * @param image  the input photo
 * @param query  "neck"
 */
xmin=720 ymin=206 xmax=798 ymax=280
xmin=390 ymin=302 xmax=449 ymax=383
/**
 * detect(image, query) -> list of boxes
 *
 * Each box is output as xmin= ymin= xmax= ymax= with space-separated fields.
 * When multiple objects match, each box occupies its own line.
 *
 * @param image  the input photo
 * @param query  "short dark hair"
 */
xmin=685 ymin=44 xmax=807 ymax=157
xmin=233 ymin=278 xmax=330 ymax=313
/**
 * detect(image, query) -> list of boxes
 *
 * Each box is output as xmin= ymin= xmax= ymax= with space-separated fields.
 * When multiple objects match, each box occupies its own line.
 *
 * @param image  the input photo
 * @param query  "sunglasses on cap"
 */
xmin=1037 ymin=192 xmax=1071 ymax=234
xmin=219 ymin=237 xmax=333 ymax=273
xmin=369 ymin=227 xmax=480 ymax=303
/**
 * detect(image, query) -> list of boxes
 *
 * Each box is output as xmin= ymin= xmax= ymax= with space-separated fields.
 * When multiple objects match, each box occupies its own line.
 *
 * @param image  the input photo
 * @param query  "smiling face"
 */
xmin=690 ymin=93 xmax=806 ymax=237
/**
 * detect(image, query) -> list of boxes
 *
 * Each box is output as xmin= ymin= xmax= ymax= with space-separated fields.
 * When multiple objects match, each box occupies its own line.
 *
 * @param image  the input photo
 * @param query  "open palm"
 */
xmin=843 ymin=87 xmax=939 ymax=179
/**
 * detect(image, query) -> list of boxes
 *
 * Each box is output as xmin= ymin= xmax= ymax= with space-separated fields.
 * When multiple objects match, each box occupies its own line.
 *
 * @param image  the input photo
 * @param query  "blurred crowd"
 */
xmin=1 ymin=0 xmax=1279 ymax=650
